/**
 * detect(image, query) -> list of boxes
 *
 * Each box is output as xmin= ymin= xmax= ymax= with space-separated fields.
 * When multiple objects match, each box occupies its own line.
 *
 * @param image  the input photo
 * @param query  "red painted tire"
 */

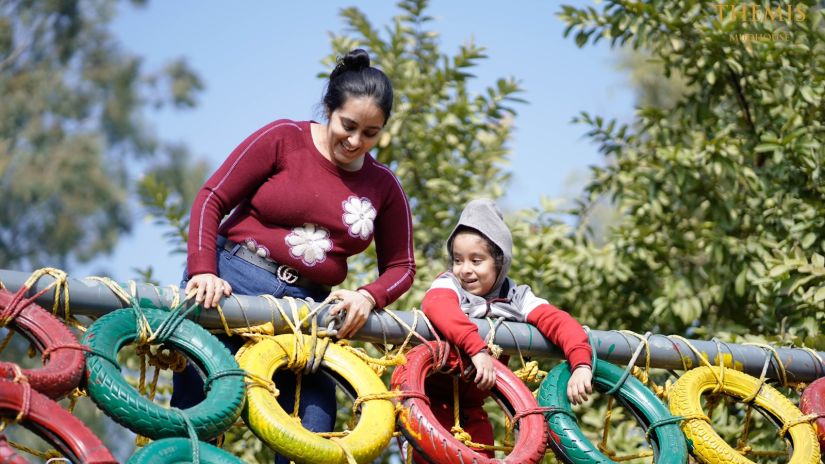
xmin=391 ymin=342 xmax=547 ymax=464
xmin=0 ymin=434 xmax=29 ymax=464
xmin=800 ymin=376 xmax=825 ymax=449
xmin=0 ymin=380 xmax=116 ymax=463
xmin=0 ymin=289 xmax=85 ymax=399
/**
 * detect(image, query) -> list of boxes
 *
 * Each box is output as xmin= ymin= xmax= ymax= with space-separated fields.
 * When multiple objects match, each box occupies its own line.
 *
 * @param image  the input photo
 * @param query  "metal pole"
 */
xmin=2 ymin=269 xmax=824 ymax=382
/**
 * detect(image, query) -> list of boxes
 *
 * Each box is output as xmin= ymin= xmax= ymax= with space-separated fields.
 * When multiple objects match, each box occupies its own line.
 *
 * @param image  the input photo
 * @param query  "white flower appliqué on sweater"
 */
xmin=285 ymin=224 xmax=332 ymax=266
xmin=342 ymin=196 xmax=376 ymax=240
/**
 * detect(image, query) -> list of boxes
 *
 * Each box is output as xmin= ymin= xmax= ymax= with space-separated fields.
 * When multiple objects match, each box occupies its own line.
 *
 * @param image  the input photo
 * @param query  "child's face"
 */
xmin=451 ymin=232 xmax=497 ymax=297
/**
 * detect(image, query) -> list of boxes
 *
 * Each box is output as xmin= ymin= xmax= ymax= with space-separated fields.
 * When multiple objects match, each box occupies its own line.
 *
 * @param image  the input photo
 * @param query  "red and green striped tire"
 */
xmin=82 ymin=307 xmax=244 ymax=441
xmin=538 ymin=359 xmax=688 ymax=464
xmin=0 ymin=289 xmax=85 ymax=399
xmin=800 ymin=376 xmax=825 ymax=450
xmin=127 ymin=438 xmax=244 ymax=463
xmin=391 ymin=341 xmax=548 ymax=464
xmin=0 ymin=379 xmax=117 ymax=463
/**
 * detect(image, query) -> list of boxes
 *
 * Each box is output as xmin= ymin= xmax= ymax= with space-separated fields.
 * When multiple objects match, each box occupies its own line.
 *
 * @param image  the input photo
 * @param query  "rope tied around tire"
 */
xmin=4 ymin=365 xmax=31 ymax=425
xmin=0 ymin=283 xmax=52 ymax=328
xmin=203 ymin=369 xmax=248 ymax=394
xmin=172 ymin=407 xmax=201 ymax=464
xmin=0 ymin=368 xmax=59 ymax=463
xmin=738 ymin=342 xmax=790 ymax=456
xmin=605 ymin=330 xmax=653 ymax=396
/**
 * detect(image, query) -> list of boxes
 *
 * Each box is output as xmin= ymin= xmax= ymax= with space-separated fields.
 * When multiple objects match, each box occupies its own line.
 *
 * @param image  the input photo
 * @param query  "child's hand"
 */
xmin=567 ymin=365 xmax=593 ymax=405
xmin=470 ymin=351 xmax=496 ymax=390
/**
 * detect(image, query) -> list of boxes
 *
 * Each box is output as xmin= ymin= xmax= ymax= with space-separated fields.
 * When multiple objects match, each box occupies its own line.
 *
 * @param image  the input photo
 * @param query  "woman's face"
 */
xmin=325 ymin=96 xmax=385 ymax=170
xmin=451 ymin=232 xmax=498 ymax=297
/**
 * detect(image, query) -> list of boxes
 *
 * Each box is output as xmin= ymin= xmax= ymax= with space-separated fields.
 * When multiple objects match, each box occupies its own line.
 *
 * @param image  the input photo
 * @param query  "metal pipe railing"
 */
xmin=2 ymin=269 xmax=824 ymax=382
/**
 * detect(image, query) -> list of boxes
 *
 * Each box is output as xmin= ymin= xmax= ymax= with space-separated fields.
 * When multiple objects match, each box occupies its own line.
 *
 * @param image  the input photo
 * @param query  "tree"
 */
xmin=0 ymin=1 xmax=206 ymax=460
xmin=534 ymin=1 xmax=825 ymax=348
xmin=325 ymin=0 xmax=525 ymax=310
xmin=0 ymin=0 xmax=203 ymax=271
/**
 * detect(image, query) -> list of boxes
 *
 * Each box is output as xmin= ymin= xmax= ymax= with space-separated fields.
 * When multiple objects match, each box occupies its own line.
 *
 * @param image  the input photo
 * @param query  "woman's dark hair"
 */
xmin=323 ymin=49 xmax=393 ymax=124
xmin=449 ymin=226 xmax=505 ymax=274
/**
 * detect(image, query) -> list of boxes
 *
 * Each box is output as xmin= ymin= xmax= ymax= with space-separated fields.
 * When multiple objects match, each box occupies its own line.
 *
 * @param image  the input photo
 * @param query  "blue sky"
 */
xmin=78 ymin=1 xmax=635 ymax=285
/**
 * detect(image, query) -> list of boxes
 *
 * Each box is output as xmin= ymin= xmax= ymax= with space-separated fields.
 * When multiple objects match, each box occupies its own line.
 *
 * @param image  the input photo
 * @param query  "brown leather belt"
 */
xmin=223 ymin=240 xmax=331 ymax=294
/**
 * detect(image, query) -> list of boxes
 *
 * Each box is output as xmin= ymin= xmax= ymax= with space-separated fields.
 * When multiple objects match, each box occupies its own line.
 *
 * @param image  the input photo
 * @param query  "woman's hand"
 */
xmin=470 ymin=351 xmax=496 ymax=390
xmin=567 ymin=365 xmax=593 ymax=405
xmin=185 ymin=273 xmax=233 ymax=309
xmin=328 ymin=289 xmax=375 ymax=339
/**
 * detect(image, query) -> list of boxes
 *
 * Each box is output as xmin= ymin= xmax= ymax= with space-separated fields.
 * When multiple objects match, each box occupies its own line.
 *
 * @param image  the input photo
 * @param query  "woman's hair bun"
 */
xmin=330 ymin=48 xmax=370 ymax=79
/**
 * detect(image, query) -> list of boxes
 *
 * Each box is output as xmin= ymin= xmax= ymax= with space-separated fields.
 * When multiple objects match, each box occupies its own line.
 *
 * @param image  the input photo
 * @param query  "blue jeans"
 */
xmin=171 ymin=237 xmax=336 ymax=461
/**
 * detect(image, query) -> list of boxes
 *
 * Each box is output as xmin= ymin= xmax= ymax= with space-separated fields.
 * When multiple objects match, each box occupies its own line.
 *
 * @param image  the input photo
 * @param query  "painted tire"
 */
xmin=800 ymin=376 xmax=825 ymax=450
xmin=127 ymin=438 xmax=244 ymax=464
xmin=0 ymin=380 xmax=116 ymax=463
xmin=82 ymin=307 xmax=244 ymax=441
xmin=538 ymin=359 xmax=687 ymax=464
xmin=0 ymin=434 xmax=30 ymax=464
xmin=0 ymin=289 xmax=85 ymax=399
xmin=390 ymin=342 xmax=547 ymax=464
xmin=670 ymin=366 xmax=820 ymax=464
xmin=237 ymin=334 xmax=395 ymax=463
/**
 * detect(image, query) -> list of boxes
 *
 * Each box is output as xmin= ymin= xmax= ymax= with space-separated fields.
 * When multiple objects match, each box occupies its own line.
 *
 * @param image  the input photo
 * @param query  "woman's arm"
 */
xmin=356 ymin=170 xmax=416 ymax=309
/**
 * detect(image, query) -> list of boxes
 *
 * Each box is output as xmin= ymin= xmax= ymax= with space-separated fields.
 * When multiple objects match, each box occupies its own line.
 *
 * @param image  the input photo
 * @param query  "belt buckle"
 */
xmin=276 ymin=265 xmax=299 ymax=284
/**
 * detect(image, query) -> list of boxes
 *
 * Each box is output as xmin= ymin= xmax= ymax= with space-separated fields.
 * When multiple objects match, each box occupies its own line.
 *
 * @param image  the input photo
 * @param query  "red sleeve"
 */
xmin=187 ymin=121 xmax=288 ymax=276
xmin=358 ymin=168 xmax=416 ymax=308
xmin=422 ymin=288 xmax=487 ymax=356
xmin=526 ymin=304 xmax=592 ymax=369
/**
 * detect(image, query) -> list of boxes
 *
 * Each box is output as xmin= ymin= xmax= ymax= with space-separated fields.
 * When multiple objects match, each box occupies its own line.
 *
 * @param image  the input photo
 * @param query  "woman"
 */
xmin=172 ymin=48 xmax=415 ymax=451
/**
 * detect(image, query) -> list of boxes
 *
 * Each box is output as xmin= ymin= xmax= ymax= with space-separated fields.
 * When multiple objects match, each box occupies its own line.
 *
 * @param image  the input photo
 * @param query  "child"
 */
xmin=420 ymin=198 xmax=593 ymax=457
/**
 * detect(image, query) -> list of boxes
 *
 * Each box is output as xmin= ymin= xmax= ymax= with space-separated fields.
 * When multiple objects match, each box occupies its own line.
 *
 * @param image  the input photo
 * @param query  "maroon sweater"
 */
xmin=187 ymin=119 xmax=415 ymax=308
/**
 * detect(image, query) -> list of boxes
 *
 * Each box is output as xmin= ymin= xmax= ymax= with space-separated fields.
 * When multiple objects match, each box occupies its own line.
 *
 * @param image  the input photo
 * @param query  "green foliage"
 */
xmin=325 ymin=0 xmax=525 ymax=310
xmin=552 ymin=1 xmax=825 ymax=346
xmin=137 ymin=144 xmax=210 ymax=257
xmin=0 ymin=0 xmax=202 ymax=271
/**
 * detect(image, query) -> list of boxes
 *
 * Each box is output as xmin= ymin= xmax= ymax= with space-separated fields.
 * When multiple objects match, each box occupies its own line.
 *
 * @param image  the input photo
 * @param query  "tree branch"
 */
xmin=726 ymin=67 xmax=762 ymax=167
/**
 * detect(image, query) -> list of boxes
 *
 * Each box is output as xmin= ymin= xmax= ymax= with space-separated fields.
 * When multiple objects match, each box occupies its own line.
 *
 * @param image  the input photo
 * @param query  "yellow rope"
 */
xmin=483 ymin=317 xmax=503 ymax=359
xmin=9 ymin=364 xmax=29 ymax=423
xmin=340 ymin=344 xmax=407 ymax=377
xmin=598 ymin=396 xmax=615 ymax=456
xmin=66 ymin=387 xmax=87 ymax=414
xmin=669 ymin=335 xmax=726 ymax=391
xmin=444 ymin=376 xmax=509 ymax=452
xmin=329 ymin=436 xmax=358 ymax=464
xmin=243 ymin=371 xmax=280 ymax=397
xmin=450 ymin=376 xmax=472 ymax=443
xmin=23 ymin=268 xmax=69 ymax=321
xmin=778 ymin=413 xmax=825 ymax=438
xmin=5 ymin=440 xmax=63 ymax=461
xmin=352 ymin=391 xmax=406 ymax=415
xmin=513 ymin=360 xmax=546 ymax=384
xmin=349 ymin=390 xmax=407 ymax=430
xmin=0 ymin=328 xmax=14 ymax=355
xmin=84 ymin=275 xmax=133 ymax=304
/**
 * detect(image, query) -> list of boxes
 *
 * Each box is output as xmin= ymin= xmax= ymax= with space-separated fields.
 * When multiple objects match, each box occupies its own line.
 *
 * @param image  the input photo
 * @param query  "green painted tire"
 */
xmin=83 ymin=307 xmax=244 ymax=440
xmin=537 ymin=359 xmax=688 ymax=464
xmin=127 ymin=438 xmax=244 ymax=464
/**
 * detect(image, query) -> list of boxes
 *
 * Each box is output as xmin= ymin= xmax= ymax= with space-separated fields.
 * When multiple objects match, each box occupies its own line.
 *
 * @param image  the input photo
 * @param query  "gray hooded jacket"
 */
xmin=433 ymin=199 xmax=547 ymax=322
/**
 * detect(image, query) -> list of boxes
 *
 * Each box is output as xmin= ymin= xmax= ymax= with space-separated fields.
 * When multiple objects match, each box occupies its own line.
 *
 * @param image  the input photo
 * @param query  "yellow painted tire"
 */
xmin=669 ymin=366 xmax=819 ymax=464
xmin=237 ymin=335 xmax=395 ymax=463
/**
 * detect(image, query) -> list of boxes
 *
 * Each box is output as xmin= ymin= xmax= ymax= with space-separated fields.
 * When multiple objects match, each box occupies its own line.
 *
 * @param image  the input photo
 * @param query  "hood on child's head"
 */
xmin=447 ymin=198 xmax=513 ymax=299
